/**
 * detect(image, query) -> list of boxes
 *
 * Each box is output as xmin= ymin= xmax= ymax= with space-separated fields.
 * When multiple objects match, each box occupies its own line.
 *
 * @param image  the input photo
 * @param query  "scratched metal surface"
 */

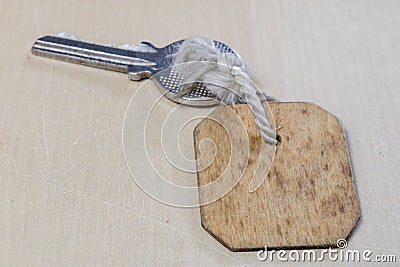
xmin=0 ymin=0 xmax=399 ymax=266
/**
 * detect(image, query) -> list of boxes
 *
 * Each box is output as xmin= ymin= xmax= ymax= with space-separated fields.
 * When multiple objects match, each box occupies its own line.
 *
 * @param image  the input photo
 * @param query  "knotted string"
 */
xmin=174 ymin=36 xmax=278 ymax=145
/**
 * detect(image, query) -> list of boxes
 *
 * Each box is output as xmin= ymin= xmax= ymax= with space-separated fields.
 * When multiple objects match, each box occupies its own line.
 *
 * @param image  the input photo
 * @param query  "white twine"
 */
xmin=174 ymin=36 xmax=278 ymax=145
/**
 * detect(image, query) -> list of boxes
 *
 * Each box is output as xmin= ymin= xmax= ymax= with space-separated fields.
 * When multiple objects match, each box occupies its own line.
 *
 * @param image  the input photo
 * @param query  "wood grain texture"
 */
xmin=194 ymin=102 xmax=360 ymax=251
xmin=1 ymin=0 xmax=399 ymax=265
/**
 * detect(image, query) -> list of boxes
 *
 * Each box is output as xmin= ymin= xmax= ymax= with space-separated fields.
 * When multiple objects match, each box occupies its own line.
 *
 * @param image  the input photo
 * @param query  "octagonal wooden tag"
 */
xmin=193 ymin=102 xmax=360 ymax=251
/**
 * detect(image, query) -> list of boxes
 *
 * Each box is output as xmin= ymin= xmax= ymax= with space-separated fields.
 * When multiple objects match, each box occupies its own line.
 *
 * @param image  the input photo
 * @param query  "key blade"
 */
xmin=31 ymin=36 xmax=157 ymax=73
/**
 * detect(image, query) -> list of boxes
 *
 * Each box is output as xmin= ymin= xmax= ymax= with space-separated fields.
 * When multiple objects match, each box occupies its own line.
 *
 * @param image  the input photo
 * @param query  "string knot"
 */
xmin=175 ymin=36 xmax=278 ymax=145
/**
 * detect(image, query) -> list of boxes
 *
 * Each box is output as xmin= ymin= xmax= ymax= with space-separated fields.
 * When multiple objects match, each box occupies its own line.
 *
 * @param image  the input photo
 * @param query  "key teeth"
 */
xmin=118 ymin=43 xmax=158 ymax=53
xmin=140 ymin=41 xmax=158 ymax=50
xmin=55 ymin=32 xmax=80 ymax=41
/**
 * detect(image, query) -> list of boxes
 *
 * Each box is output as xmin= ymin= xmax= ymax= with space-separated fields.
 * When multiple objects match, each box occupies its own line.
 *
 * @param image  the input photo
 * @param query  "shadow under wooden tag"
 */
xmin=193 ymin=102 xmax=360 ymax=251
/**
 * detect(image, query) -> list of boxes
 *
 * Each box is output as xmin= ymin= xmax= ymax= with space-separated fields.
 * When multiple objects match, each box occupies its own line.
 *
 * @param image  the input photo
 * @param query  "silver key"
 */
xmin=31 ymin=34 xmax=240 ymax=106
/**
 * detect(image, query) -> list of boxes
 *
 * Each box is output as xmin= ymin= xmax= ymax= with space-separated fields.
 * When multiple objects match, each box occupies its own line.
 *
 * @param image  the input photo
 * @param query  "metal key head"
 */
xmin=127 ymin=39 xmax=241 ymax=106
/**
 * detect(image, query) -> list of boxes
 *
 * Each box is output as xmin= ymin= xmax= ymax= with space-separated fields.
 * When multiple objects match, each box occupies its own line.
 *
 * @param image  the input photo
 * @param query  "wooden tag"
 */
xmin=193 ymin=102 xmax=360 ymax=251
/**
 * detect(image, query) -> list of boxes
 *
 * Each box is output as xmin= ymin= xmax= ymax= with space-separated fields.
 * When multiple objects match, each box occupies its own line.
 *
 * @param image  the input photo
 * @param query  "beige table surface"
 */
xmin=0 ymin=0 xmax=399 ymax=266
